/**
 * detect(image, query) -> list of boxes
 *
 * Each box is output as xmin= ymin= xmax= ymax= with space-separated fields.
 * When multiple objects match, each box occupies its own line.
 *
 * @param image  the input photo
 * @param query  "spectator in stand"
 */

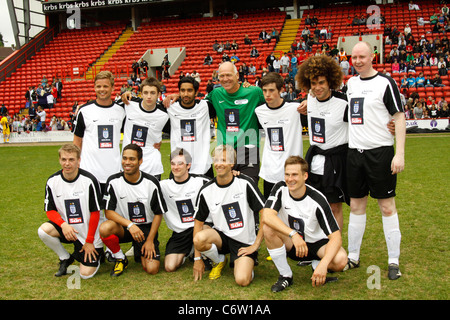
xmin=47 ymin=89 xmax=55 ymax=109
xmin=407 ymin=73 xmax=416 ymax=88
xmin=429 ymin=104 xmax=439 ymax=118
xmin=408 ymin=1 xmax=420 ymax=11
xmin=0 ymin=103 xmax=7 ymax=116
xmin=416 ymin=72 xmax=426 ymax=87
xmin=140 ymin=59 xmax=149 ymax=76
xmin=250 ymin=46 xmax=259 ymax=58
xmin=404 ymin=24 xmax=412 ymax=36
xmin=55 ymin=78 xmax=63 ymax=101
xmin=37 ymin=105 xmax=46 ymax=125
xmin=212 ymin=40 xmax=220 ymax=52
xmin=50 ymin=115 xmax=58 ymax=131
xmin=190 ymin=70 xmax=201 ymax=84
xmin=429 ymin=54 xmax=438 ymax=66
xmin=203 ymin=54 xmax=213 ymax=65
xmin=439 ymin=102 xmax=449 ymax=117
xmin=301 ymin=26 xmax=311 ymax=42
xmin=432 ymin=74 xmax=445 ymax=87
xmin=414 ymin=101 xmax=424 ymax=119
xmin=392 ymin=59 xmax=400 ymax=73
xmin=259 ymin=29 xmax=268 ymax=41
xmin=407 ymin=60 xmax=416 ymax=73
xmin=246 ymin=63 xmax=255 ymax=76
xmin=271 ymin=28 xmax=280 ymax=43
xmin=340 ymin=56 xmax=350 ymax=76
xmin=338 ymin=48 xmax=346 ymax=62
xmin=401 ymin=74 xmax=409 ymax=89
xmin=273 ymin=57 xmax=280 ymax=73
xmin=243 ymin=34 xmax=252 ymax=45
xmin=280 ymin=52 xmax=290 ymax=74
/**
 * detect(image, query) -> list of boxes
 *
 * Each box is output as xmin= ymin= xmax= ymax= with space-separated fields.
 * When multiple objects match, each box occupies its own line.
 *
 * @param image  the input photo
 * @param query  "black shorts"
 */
xmin=346 ymin=146 xmax=397 ymax=199
xmin=287 ymin=238 xmax=328 ymax=262
xmin=307 ymin=172 xmax=348 ymax=204
xmin=233 ymin=146 xmax=260 ymax=184
xmin=165 ymin=227 xmax=194 ymax=256
xmin=48 ymin=221 xmax=104 ymax=267
xmin=120 ymin=223 xmax=160 ymax=261
xmin=216 ymin=229 xmax=258 ymax=267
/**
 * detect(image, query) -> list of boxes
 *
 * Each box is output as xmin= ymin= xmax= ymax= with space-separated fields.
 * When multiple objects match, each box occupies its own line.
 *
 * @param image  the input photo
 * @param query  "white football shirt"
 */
xmin=103 ymin=171 xmax=167 ymax=224
xmin=44 ymin=169 xmax=104 ymax=248
xmin=122 ymin=100 xmax=169 ymax=175
xmin=265 ymin=182 xmax=339 ymax=243
xmin=255 ymin=100 xmax=303 ymax=183
xmin=167 ymin=99 xmax=214 ymax=175
xmin=73 ymin=101 xmax=126 ymax=184
xmin=346 ymin=73 xmax=403 ymax=150
xmin=307 ymin=91 xmax=348 ymax=174
xmin=160 ymin=174 xmax=211 ymax=234
xmin=194 ymin=175 xmax=265 ymax=245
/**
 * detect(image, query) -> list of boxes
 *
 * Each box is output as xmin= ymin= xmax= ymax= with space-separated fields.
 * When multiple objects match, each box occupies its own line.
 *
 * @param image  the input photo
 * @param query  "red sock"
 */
xmin=101 ymin=234 xmax=121 ymax=253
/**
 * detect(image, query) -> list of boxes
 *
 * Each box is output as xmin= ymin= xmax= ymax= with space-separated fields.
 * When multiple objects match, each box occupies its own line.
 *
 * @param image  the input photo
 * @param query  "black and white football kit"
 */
xmin=73 ymin=101 xmax=126 ymax=185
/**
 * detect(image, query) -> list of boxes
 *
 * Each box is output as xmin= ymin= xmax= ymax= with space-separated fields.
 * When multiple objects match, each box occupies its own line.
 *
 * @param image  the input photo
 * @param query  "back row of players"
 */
xmin=38 ymin=42 xmax=406 ymax=291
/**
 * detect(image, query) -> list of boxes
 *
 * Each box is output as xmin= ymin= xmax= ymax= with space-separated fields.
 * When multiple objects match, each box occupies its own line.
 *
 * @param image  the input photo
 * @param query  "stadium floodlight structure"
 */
xmin=7 ymin=0 xmax=47 ymax=49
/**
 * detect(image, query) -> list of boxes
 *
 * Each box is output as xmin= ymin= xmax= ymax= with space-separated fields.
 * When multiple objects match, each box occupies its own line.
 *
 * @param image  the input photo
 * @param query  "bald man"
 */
xmin=345 ymin=42 xmax=406 ymax=280
xmin=205 ymin=62 xmax=266 ymax=183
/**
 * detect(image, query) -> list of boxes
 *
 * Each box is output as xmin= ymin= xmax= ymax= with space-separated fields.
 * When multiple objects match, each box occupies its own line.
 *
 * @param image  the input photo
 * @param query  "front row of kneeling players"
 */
xmin=39 ymin=142 xmax=347 ymax=290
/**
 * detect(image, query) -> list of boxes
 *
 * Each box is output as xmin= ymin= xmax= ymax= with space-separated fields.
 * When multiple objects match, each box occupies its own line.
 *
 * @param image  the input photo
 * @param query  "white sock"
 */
xmin=80 ymin=262 xmax=101 ymax=280
xmin=347 ymin=213 xmax=366 ymax=262
xmin=267 ymin=245 xmax=293 ymax=278
xmin=38 ymin=227 xmax=70 ymax=260
xmin=113 ymin=249 xmax=125 ymax=260
xmin=311 ymin=260 xmax=320 ymax=270
xmin=201 ymin=243 xmax=225 ymax=264
xmin=382 ymin=213 xmax=401 ymax=265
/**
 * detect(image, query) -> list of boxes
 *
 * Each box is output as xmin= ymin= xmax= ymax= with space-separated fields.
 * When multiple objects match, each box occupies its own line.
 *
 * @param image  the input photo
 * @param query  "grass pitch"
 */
xmin=0 ymin=134 xmax=448 ymax=303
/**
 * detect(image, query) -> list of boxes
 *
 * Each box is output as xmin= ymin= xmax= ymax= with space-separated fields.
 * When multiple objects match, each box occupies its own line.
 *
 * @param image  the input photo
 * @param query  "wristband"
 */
xmin=127 ymin=222 xmax=135 ymax=230
xmin=288 ymin=230 xmax=297 ymax=238
xmin=193 ymin=256 xmax=202 ymax=261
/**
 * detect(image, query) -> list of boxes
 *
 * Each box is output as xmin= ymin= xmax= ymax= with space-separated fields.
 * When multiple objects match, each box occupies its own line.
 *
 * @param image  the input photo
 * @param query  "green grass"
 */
xmin=0 ymin=134 xmax=449 ymax=301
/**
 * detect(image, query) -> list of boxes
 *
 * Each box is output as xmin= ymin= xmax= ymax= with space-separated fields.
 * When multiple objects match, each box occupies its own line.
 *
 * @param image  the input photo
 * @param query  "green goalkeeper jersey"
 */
xmin=206 ymin=85 xmax=265 ymax=149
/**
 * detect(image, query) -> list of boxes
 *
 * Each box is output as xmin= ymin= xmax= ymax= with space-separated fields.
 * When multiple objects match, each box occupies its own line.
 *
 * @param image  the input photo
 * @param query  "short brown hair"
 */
xmin=140 ymin=77 xmax=161 ymax=93
xmin=94 ymin=71 xmax=114 ymax=87
xmin=261 ymin=72 xmax=285 ymax=91
xmin=170 ymin=148 xmax=192 ymax=164
xmin=296 ymin=55 xmax=343 ymax=91
xmin=284 ymin=155 xmax=308 ymax=173
xmin=58 ymin=143 xmax=81 ymax=159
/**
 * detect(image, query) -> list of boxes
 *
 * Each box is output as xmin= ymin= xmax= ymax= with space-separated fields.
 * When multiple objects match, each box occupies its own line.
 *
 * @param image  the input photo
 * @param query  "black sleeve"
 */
xmin=73 ymin=110 xmax=85 ymax=138
xmin=44 ymin=183 xmax=57 ymax=212
xmin=150 ymin=180 xmax=168 ymax=215
xmin=245 ymin=179 xmax=265 ymax=213
xmin=207 ymin=100 xmax=216 ymax=119
xmin=104 ymin=183 xmax=117 ymax=211
xmin=263 ymin=181 xmax=284 ymax=212
xmin=383 ymin=81 xmax=404 ymax=115
xmin=194 ymin=193 xmax=210 ymax=222
xmin=343 ymin=104 xmax=349 ymax=123
xmin=88 ymin=183 xmax=101 ymax=213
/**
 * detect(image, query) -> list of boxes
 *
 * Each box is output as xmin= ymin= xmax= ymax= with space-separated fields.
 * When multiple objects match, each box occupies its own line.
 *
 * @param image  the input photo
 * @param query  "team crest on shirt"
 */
xmin=64 ymin=199 xmax=83 ymax=224
xmin=127 ymin=202 xmax=146 ymax=224
xmin=98 ymin=125 xmax=113 ymax=148
xmin=350 ymin=98 xmax=364 ymax=125
xmin=222 ymin=202 xmax=244 ymax=230
xmin=175 ymin=199 xmax=194 ymax=223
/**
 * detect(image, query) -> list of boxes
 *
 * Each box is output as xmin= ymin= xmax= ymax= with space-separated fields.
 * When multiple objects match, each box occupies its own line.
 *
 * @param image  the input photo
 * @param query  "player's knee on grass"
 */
xmin=142 ymin=259 xmax=160 ymax=275
xmin=193 ymin=230 xmax=210 ymax=251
